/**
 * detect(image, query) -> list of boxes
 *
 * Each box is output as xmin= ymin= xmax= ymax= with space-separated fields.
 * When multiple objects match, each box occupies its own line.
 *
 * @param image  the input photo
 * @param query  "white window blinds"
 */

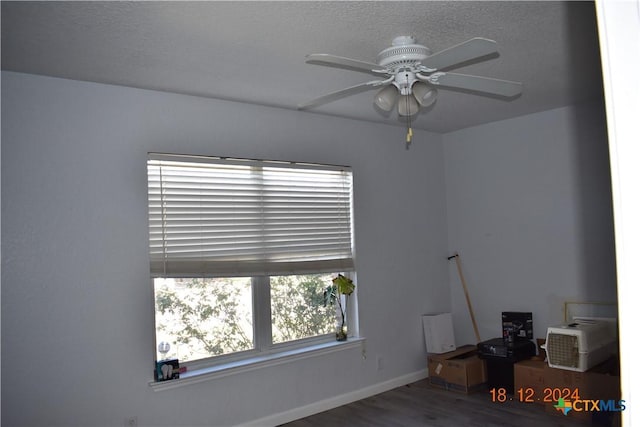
xmin=147 ymin=153 xmax=354 ymax=277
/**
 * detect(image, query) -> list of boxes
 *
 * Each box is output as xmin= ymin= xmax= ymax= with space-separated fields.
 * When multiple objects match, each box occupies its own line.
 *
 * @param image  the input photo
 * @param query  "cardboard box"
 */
xmin=543 ymin=357 xmax=620 ymax=400
xmin=543 ymin=357 xmax=621 ymax=424
xmin=422 ymin=313 xmax=455 ymax=354
xmin=428 ymin=345 xmax=487 ymax=393
xmin=514 ymin=359 xmax=546 ymax=405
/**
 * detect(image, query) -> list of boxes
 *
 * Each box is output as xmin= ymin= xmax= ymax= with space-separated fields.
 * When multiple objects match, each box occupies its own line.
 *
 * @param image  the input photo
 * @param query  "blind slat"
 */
xmin=147 ymin=154 xmax=354 ymax=277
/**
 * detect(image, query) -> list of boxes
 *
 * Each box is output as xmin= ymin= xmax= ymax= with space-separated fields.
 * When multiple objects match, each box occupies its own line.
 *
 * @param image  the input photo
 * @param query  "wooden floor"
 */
xmin=280 ymin=379 xmax=596 ymax=427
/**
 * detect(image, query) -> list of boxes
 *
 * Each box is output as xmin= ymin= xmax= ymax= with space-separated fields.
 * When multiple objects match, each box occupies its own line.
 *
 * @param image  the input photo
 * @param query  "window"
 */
xmin=147 ymin=154 xmax=355 ymax=366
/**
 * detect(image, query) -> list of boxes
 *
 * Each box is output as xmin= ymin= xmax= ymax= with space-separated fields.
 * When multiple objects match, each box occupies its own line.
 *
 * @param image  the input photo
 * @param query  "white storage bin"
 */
xmin=422 ymin=313 xmax=456 ymax=354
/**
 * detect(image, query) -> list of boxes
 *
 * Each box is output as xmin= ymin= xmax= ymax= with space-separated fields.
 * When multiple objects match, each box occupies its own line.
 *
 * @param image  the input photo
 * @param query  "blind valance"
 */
xmin=147 ymin=154 xmax=354 ymax=277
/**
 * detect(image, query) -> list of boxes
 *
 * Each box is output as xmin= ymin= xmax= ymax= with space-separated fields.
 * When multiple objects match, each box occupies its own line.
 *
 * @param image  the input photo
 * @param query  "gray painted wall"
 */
xmin=443 ymin=103 xmax=617 ymax=346
xmin=1 ymin=71 xmax=449 ymax=427
xmin=1 ymin=71 xmax=617 ymax=426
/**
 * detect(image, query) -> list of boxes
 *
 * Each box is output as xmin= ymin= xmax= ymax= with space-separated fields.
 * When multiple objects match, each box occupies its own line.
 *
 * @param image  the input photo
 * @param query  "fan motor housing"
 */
xmin=377 ymin=36 xmax=431 ymax=68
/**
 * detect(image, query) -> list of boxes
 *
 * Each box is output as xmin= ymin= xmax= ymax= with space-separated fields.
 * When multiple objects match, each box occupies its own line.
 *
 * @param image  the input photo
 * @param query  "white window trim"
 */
xmin=148 ymin=153 xmax=360 ymax=382
xmin=152 ymin=273 xmax=358 ymax=375
xmin=149 ymin=337 xmax=365 ymax=391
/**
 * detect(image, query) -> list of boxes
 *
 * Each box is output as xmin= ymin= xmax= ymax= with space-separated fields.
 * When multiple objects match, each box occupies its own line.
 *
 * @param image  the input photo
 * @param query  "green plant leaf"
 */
xmin=322 ymin=284 xmax=337 ymax=306
xmin=332 ymin=274 xmax=355 ymax=296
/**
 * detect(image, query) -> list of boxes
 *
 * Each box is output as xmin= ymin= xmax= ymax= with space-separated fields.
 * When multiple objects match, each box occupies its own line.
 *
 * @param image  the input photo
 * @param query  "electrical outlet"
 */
xmin=376 ymin=355 xmax=383 ymax=371
xmin=125 ymin=416 xmax=138 ymax=427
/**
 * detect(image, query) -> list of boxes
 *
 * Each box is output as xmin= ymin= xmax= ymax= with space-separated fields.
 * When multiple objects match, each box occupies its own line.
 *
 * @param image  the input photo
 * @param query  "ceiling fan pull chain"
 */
xmin=405 ymin=92 xmax=413 ymax=149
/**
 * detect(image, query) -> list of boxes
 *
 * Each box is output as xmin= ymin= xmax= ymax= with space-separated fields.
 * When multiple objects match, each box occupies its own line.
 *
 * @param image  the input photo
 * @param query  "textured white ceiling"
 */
xmin=1 ymin=1 xmax=603 ymax=133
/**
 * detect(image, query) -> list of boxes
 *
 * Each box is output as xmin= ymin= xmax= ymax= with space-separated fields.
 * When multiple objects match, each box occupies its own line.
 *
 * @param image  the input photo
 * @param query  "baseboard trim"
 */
xmin=237 ymin=369 xmax=429 ymax=427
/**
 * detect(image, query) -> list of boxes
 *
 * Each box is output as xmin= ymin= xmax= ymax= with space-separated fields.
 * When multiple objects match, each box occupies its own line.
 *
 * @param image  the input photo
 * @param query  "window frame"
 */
xmin=147 ymin=153 xmax=358 ymax=374
xmin=156 ymin=272 xmax=356 ymax=373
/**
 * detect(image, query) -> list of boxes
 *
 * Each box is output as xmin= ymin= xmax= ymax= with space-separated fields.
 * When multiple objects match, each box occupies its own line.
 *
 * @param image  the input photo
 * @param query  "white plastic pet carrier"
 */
xmin=544 ymin=318 xmax=617 ymax=372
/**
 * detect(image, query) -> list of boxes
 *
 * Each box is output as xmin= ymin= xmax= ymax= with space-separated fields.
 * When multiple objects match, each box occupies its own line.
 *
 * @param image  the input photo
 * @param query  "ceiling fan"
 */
xmin=298 ymin=36 xmax=523 ymax=119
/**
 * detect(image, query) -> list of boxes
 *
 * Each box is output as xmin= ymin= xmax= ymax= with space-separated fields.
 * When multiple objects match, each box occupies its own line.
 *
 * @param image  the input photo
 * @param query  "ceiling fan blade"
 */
xmin=298 ymin=80 xmax=390 ymax=110
xmin=305 ymin=54 xmax=385 ymax=75
xmin=420 ymin=38 xmax=498 ymax=71
xmin=421 ymin=72 xmax=522 ymax=97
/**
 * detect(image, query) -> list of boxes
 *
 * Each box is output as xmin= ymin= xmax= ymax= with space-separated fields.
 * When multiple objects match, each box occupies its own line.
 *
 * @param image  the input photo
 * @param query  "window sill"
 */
xmin=149 ymin=337 xmax=365 ymax=391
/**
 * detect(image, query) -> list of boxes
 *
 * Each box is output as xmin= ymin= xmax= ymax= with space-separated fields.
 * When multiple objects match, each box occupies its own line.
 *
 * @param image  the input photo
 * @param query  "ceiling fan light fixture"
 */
xmin=300 ymin=35 xmax=523 ymax=145
xmin=412 ymin=82 xmax=438 ymax=108
xmin=398 ymin=94 xmax=419 ymax=117
xmin=373 ymin=85 xmax=398 ymax=112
